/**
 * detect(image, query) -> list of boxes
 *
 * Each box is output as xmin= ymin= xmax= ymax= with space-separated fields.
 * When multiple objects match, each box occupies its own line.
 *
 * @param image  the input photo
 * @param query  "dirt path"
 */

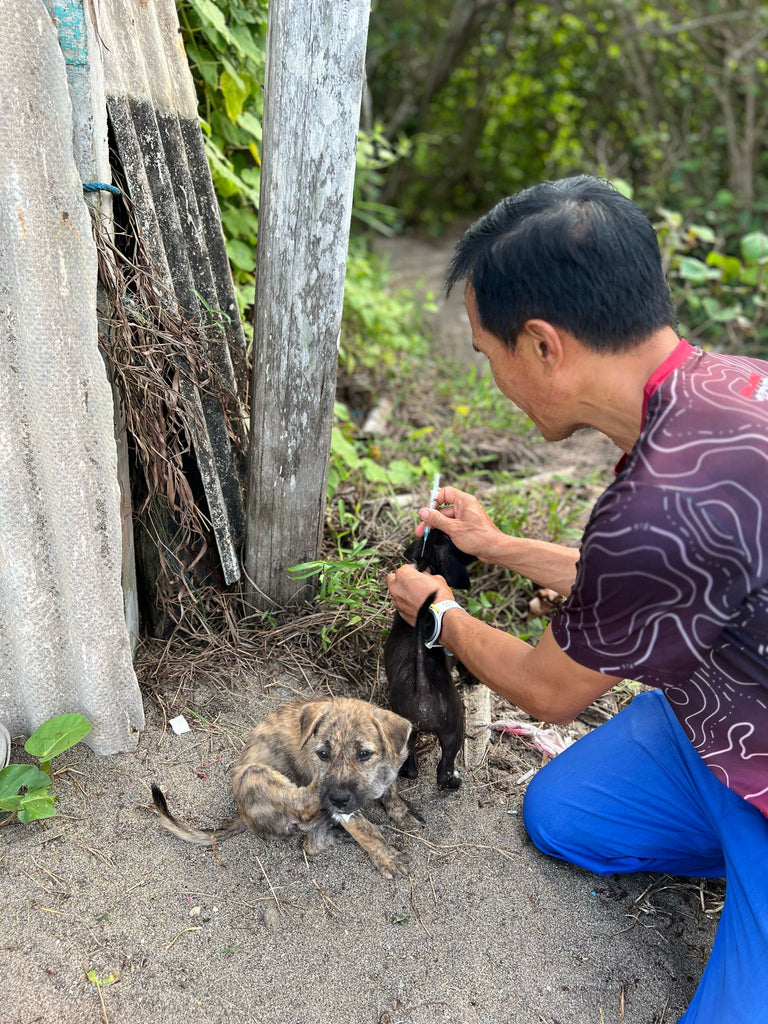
xmin=375 ymin=231 xmax=621 ymax=476
xmin=0 ymin=233 xmax=717 ymax=1024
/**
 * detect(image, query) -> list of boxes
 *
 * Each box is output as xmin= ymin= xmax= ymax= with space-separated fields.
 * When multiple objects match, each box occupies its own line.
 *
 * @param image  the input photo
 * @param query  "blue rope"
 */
xmin=83 ymin=182 xmax=121 ymax=196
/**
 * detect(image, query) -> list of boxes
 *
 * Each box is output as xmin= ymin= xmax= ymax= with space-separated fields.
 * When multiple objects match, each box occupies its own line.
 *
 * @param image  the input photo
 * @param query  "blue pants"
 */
xmin=522 ymin=689 xmax=768 ymax=1024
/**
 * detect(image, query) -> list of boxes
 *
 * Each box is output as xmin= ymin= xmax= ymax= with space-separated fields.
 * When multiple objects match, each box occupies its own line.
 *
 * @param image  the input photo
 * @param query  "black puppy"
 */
xmin=384 ymin=529 xmax=475 ymax=790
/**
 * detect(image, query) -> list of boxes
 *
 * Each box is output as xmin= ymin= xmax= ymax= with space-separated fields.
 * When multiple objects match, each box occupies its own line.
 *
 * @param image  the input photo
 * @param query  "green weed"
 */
xmin=0 ymin=714 xmax=92 ymax=823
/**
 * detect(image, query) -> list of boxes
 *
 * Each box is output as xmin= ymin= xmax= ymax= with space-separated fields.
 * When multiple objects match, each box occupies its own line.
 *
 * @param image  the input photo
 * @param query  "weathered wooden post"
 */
xmin=244 ymin=0 xmax=371 ymax=607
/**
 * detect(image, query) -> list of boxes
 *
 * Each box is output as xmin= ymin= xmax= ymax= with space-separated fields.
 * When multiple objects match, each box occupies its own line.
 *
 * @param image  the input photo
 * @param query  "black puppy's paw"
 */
xmin=438 ymin=768 xmax=462 ymax=790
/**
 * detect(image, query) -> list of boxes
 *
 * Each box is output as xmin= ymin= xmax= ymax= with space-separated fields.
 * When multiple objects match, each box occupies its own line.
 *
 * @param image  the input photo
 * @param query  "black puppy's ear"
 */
xmin=441 ymin=553 xmax=470 ymax=590
xmin=402 ymin=536 xmax=422 ymax=564
xmin=402 ymin=530 xmax=474 ymax=587
xmin=425 ymin=532 xmax=473 ymax=589
xmin=403 ymin=529 xmax=453 ymax=569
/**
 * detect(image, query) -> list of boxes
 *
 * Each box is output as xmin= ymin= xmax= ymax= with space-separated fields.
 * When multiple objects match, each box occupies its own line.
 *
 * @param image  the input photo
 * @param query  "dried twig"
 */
xmin=409 ymin=876 xmax=432 ymax=938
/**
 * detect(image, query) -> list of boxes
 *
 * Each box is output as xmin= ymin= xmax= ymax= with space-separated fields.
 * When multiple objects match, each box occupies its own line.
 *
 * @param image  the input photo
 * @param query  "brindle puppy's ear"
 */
xmin=298 ymin=701 xmax=331 ymax=747
xmin=373 ymin=707 xmax=412 ymax=764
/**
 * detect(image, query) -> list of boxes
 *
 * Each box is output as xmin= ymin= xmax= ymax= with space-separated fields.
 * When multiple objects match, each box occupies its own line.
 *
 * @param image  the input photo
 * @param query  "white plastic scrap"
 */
xmin=169 ymin=715 xmax=191 ymax=735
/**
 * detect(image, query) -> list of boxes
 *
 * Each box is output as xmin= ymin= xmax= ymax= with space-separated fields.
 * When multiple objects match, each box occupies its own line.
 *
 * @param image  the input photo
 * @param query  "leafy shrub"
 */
xmin=178 ymin=0 xmax=268 ymax=326
xmin=657 ymin=207 xmax=768 ymax=357
xmin=0 ymin=714 xmax=93 ymax=823
xmin=339 ymin=248 xmax=432 ymax=377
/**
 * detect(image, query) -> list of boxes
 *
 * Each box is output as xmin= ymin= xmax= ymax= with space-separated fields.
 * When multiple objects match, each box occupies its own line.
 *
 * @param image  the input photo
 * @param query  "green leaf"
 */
xmin=677 ymin=257 xmax=720 ymax=283
xmin=688 ymin=224 xmax=716 ymax=244
xmin=287 ymin=561 xmax=324 ymax=579
xmin=704 ymin=299 xmax=742 ymax=323
xmin=220 ymin=57 xmax=246 ymax=93
xmin=229 ymin=26 xmax=267 ymax=64
xmin=220 ymin=69 xmax=248 ymax=122
xmin=331 ymin=427 xmax=361 ymax=470
xmin=705 ymin=252 xmax=742 ymax=283
xmin=87 ymin=970 xmax=118 ymax=986
xmin=657 ymin=207 xmax=683 ymax=228
xmin=610 ymin=177 xmax=633 ymax=199
xmin=185 ymin=43 xmax=219 ymax=89
xmin=741 ymin=232 xmax=768 ymax=264
xmin=740 ymin=266 xmax=760 ymax=286
xmin=361 ymin=459 xmax=390 ymax=483
xmin=386 ymin=459 xmax=418 ymax=486
xmin=0 ymin=763 xmax=51 ymax=802
xmin=236 ymin=111 xmax=263 ymax=141
xmin=188 ymin=0 xmax=230 ymax=40
xmin=17 ymin=791 xmax=58 ymax=823
xmin=225 ymin=239 xmax=255 ymax=272
xmin=25 ymin=714 xmax=92 ymax=761
xmin=701 ymin=296 xmax=723 ymax=320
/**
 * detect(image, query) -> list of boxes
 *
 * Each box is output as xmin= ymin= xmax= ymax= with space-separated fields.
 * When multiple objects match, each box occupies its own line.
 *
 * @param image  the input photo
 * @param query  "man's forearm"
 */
xmin=486 ymin=535 xmax=580 ymax=597
xmin=440 ymin=609 xmax=550 ymax=717
xmin=437 ymin=609 xmax=613 ymax=725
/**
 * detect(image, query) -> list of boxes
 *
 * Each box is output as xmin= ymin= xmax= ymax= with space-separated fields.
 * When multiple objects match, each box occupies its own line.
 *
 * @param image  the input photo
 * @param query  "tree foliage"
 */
xmin=368 ymin=1 xmax=768 ymax=228
xmin=178 ymin=0 xmax=768 ymax=358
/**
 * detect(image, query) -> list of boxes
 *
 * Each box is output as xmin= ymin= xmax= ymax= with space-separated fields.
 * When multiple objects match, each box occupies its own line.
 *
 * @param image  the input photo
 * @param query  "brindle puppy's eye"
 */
xmin=316 ymin=748 xmax=330 ymax=761
xmin=358 ymin=749 xmax=373 ymax=762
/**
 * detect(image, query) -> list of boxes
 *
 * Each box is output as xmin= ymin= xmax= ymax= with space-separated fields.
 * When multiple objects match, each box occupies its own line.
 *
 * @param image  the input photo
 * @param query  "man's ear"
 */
xmin=523 ymin=319 xmax=565 ymax=370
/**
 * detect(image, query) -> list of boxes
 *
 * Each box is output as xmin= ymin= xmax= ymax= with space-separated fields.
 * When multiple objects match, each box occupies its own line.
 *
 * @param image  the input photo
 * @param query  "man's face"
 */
xmin=465 ymin=286 xmax=559 ymax=440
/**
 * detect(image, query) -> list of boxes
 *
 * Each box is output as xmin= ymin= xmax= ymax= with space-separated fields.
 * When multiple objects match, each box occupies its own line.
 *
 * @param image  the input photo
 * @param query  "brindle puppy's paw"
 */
xmin=302 ymin=822 xmax=338 ymax=858
xmin=381 ymin=788 xmax=425 ymax=828
xmin=294 ymin=778 xmax=323 ymax=826
xmin=403 ymin=805 xmax=426 ymax=827
xmin=368 ymin=842 xmax=410 ymax=880
xmin=339 ymin=813 xmax=410 ymax=878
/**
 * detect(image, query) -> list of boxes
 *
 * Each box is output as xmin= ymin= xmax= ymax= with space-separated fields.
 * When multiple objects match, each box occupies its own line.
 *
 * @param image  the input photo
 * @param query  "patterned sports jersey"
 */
xmin=552 ymin=340 xmax=768 ymax=817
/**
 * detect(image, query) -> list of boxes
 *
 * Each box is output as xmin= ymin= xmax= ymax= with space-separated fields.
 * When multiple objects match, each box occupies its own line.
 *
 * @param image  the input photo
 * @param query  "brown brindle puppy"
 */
xmin=151 ymin=697 xmax=416 ymax=877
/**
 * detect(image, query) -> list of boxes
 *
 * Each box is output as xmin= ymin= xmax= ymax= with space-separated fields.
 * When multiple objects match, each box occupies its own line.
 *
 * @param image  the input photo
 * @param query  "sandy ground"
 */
xmin=0 ymin=231 xmax=720 ymax=1024
xmin=1 ymin=670 xmax=719 ymax=1024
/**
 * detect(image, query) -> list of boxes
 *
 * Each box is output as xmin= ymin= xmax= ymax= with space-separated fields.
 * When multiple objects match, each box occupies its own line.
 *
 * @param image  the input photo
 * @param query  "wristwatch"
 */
xmin=425 ymin=600 xmax=464 ymax=649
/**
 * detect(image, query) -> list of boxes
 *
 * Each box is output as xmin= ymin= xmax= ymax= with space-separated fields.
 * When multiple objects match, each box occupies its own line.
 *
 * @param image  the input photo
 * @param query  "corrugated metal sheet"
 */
xmin=0 ymin=2 xmax=144 ymax=753
xmin=96 ymin=0 xmax=248 ymax=587
xmin=1 ymin=0 xmax=249 ymax=750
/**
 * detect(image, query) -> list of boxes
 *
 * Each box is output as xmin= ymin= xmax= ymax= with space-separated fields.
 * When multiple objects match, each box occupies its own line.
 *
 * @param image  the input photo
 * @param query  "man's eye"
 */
xmin=358 ymin=749 xmax=373 ymax=762
xmin=316 ymin=749 xmax=329 ymax=761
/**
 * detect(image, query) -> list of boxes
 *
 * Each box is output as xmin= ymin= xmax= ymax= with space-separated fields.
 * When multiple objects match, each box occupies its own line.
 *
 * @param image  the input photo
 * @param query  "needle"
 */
xmin=420 ymin=473 xmax=441 ymax=556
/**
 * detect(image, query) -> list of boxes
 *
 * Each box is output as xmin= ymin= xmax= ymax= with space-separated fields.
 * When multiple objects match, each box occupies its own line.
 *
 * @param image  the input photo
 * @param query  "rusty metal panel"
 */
xmin=0 ymin=2 xmax=144 ymax=753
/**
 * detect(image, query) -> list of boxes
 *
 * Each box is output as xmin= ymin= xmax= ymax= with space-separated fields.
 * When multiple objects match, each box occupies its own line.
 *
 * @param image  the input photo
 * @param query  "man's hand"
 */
xmin=415 ymin=486 xmax=506 ymax=565
xmin=386 ymin=564 xmax=454 ymax=627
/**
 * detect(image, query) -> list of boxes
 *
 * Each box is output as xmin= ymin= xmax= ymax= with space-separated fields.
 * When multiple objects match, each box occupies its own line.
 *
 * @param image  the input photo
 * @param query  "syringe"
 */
xmin=421 ymin=473 xmax=441 ymax=556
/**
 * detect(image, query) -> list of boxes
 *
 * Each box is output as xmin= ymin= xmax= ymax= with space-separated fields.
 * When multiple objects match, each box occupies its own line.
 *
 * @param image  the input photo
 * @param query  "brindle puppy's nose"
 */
xmin=330 ymin=791 xmax=351 ymax=809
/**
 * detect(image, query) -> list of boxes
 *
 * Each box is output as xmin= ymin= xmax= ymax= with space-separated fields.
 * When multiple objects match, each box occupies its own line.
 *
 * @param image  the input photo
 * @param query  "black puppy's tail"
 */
xmin=414 ymin=590 xmax=440 ymax=656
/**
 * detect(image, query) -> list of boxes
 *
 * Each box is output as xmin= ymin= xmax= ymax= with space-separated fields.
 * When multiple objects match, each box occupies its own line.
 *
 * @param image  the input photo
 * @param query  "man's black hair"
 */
xmin=446 ymin=175 xmax=677 ymax=352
